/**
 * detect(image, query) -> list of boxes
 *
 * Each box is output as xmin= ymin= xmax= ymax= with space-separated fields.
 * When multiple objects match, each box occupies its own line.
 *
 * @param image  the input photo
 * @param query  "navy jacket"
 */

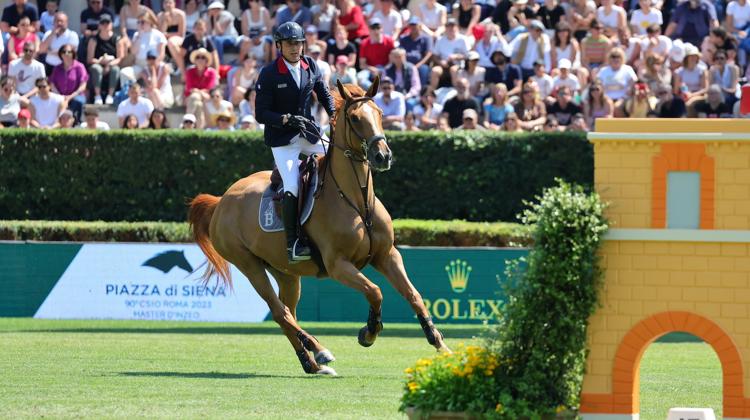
xmin=255 ymin=56 xmax=336 ymax=147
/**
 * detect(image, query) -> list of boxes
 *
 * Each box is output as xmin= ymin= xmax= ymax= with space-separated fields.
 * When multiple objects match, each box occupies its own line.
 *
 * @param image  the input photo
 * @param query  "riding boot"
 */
xmin=283 ymin=191 xmax=311 ymax=263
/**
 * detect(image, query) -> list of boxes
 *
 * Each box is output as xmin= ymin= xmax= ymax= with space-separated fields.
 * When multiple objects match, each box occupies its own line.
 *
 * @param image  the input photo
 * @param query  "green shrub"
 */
xmin=0 ymin=129 xmax=591 ymax=222
xmin=0 ymin=219 xmax=530 ymax=246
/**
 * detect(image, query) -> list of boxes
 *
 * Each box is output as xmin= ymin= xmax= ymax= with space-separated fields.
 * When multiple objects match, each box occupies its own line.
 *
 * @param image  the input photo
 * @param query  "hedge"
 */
xmin=0 ymin=219 xmax=531 ymax=247
xmin=0 ymin=129 xmax=592 ymax=222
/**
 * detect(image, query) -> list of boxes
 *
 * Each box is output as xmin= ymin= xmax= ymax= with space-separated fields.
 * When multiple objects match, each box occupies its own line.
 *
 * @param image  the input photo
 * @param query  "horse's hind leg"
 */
xmin=231 ymin=254 xmax=336 ymax=375
xmin=327 ymin=258 xmax=384 ymax=347
xmin=373 ymin=246 xmax=451 ymax=352
xmin=266 ymin=267 xmax=336 ymax=365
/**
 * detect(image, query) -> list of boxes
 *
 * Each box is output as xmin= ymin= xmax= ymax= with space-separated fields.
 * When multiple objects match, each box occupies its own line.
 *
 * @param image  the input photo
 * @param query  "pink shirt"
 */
xmin=184 ymin=67 xmax=218 ymax=97
xmin=11 ymin=32 xmax=36 ymax=55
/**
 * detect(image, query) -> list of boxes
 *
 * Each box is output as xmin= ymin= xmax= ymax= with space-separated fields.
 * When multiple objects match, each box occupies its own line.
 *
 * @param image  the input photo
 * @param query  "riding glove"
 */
xmin=285 ymin=114 xmax=310 ymax=130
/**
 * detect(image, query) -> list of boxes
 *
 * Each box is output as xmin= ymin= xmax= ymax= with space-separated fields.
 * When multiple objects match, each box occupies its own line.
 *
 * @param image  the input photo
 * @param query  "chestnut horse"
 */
xmin=188 ymin=78 xmax=450 ymax=375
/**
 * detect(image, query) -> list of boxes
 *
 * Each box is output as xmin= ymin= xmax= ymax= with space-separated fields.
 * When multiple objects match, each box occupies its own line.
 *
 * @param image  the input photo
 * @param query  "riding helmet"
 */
xmin=274 ymin=22 xmax=305 ymax=43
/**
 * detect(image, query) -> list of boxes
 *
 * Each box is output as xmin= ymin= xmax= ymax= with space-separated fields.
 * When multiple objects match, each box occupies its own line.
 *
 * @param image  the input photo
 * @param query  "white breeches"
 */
xmin=271 ymin=133 xmax=328 ymax=197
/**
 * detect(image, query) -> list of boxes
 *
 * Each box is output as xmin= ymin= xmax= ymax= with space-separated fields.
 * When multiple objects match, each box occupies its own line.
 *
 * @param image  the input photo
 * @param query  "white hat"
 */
xmin=558 ymin=58 xmax=572 ymax=69
xmin=466 ymin=51 xmax=480 ymax=61
xmin=182 ymin=114 xmax=197 ymax=123
xmin=208 ymin=1 xmax=225 ymax=10
xmin=462 ymin=108 xmax=478 ymax=120
xmin=241 ymin=115 xmax=256 ymax=124
xmin=669 ymin=39 xmax=686 ymax=62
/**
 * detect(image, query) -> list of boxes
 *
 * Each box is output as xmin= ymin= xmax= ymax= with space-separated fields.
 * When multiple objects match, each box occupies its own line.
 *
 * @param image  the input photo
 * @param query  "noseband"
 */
xmin=336 ymin=96 xmax=386 ymax=162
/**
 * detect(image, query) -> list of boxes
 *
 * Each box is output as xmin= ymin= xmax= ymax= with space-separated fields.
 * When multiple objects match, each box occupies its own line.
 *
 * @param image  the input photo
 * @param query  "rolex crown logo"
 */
xmin=445 ymin=259 xmax=472 ymax=293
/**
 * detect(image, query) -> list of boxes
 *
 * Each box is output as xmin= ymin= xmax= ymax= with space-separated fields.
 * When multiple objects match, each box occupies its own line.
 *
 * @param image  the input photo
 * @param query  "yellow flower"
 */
xmin=407 ymin=382 xmax=419 ymax=392
xmin=484 ymin=369 xmax=493 ymax=376
xmin=556 ymin=405 xmax=566 ymax=414
xmin=495 ymin=403 xmax=504 ymax=413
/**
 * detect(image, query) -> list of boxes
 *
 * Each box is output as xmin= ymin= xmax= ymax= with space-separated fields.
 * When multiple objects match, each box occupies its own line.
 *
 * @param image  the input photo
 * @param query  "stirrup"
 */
xmin=288 ymin=238 xmax=311 ymax=263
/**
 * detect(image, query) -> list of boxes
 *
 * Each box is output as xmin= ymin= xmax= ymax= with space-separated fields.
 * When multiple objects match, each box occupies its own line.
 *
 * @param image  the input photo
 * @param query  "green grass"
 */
xmin=0 ymin=319 xmax=722 ymax=419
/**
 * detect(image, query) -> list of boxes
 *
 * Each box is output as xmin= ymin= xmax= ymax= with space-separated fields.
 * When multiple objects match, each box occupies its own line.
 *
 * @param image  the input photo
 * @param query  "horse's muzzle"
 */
xmin=373 ymin=150 xmax=392 ymax=171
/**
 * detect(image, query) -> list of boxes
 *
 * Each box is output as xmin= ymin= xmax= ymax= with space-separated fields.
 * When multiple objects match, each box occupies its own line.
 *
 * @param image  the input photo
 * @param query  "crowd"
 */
xmin=0 ymin=0 xmax=747 ymax=131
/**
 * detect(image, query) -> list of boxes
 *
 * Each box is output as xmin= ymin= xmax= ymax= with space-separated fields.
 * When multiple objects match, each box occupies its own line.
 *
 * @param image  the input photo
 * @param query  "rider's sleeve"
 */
xmin=254 ymin=68 xmax=285 ymax=127
xmin=313 ymin=69 xmax=336 ymax=118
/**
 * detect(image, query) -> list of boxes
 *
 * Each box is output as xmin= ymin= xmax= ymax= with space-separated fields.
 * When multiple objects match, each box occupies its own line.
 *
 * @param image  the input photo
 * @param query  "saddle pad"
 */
xmin=258 ymin=169 xmax=318 ymax=233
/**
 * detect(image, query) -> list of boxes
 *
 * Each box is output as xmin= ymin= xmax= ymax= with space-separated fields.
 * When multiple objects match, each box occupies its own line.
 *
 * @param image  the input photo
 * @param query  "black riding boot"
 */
xmin=283 ymin=191 xmax=311 ymax=263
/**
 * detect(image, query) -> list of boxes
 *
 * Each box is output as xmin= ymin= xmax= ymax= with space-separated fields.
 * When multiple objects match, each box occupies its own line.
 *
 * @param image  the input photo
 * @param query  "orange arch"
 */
xmin=581 ymin=311 xmax=750 ymax=417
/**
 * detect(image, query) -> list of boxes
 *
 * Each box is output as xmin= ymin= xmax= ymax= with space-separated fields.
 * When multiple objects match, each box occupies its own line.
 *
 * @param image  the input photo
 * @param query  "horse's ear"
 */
xmin=366 ymin=75 xmax=380 ymax=98
xmin=337 ymin=79 xmax=352 ymax=102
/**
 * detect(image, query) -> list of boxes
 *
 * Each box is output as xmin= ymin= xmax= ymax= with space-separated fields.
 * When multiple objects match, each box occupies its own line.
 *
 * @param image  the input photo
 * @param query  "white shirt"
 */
xmin=284 ymin=59 xmax=301 ymax=88
xmin=78 ymin=121 xmax=111 ymax=130
xmin=510 ymin=33 xmax=551 ymax=71
xmin=371 ymin=9 xmax=403 ymax=37
xmin=596 ymin=5 xmax=625 ymax=31
xmin=132 ymin=29 xmax=167 ymax=66
xmin=639 ymin=35 xmax=672 ymax=60
xmin=475 ymin=37 xmax=510 ymax=68
xmin=117 ymin=96 xmax=155 ymax=126
xmin=30 ymin=93 xmax=64 ymax=128
xmin=531 ymin=73 xmax=554 ymax=98
xmin=433 ymin=34 xmax=472 ymax=61
xmin=630 ymin=9 xmax=663 ymax=35
xmin=727 ymin=0 xmax=750 ymax=30
xmin=8 ymin=58 xmax=46 ymax=95
xmin=552 ymin=73 xmax=581 ymax=93
xmin=597 ymin=64 xmax=637 ymax=101
xmin=42 ymin=28 xmax=79 ymax=66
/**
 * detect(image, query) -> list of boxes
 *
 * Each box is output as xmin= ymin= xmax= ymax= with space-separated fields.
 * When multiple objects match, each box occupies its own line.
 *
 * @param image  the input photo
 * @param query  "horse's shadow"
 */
xmin=117 ymin=371 xmax=338 ymax=380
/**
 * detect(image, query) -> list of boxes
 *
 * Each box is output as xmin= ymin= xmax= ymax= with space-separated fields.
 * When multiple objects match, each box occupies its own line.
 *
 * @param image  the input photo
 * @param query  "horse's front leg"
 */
xmin=327 ymin=258 xmax=384 ymax=347
xmin=373 ymin=246 xmax=451 ymax=352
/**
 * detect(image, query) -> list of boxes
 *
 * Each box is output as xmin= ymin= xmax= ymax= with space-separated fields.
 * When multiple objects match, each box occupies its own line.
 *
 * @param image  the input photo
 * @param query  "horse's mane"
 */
xmin=331 ymin=84 xmax=367 ymax=129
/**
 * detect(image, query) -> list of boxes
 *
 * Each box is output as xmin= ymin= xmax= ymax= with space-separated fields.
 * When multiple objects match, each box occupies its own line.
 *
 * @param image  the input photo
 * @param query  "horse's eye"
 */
xmin=351 ymin=115 xmax=361 ymax=123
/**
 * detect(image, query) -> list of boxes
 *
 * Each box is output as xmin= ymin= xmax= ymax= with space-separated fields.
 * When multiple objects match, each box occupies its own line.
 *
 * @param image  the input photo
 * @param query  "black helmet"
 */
xmin=274 ymin=22 xmax=305 ymax=43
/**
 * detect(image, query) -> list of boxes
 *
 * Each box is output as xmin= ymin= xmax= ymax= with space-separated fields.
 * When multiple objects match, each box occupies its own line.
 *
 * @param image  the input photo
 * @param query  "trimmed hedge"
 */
xmin=0 ymin=219 xmax=531 ymax=247
xmin=0 ymin=129 xmax=592 ymax=222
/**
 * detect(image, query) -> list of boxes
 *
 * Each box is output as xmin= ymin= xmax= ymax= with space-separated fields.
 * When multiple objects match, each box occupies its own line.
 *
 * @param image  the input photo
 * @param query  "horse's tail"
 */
xmin=188 ymin=194 xmax=232 ymax=288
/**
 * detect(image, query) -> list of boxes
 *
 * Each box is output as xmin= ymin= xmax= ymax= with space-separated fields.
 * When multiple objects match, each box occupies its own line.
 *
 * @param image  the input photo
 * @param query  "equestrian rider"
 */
xmin=255 ymin=22 xmax=336 ymax=263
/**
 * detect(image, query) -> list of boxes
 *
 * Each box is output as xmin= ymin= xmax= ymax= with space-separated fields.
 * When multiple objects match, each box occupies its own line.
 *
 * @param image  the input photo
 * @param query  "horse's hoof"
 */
xmin=357 ymin=326 xmax=374 ymax=347
xmin=316 ymin=365 xmax=338 ymax=376
xmin=315 ymin=349 xmax=336 ymax=365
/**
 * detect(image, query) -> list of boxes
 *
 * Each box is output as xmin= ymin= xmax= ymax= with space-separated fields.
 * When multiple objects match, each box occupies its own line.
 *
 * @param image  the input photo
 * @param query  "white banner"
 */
xmin=34 ymin=244 xmax=275 ymax=322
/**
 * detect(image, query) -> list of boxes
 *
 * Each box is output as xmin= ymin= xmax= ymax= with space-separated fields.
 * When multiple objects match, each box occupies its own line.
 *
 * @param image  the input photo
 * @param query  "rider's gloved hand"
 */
xmin=285 ymin=115 xmax=309 ymax=130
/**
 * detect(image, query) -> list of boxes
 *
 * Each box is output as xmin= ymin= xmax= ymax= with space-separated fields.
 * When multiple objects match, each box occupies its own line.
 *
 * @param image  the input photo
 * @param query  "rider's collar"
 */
xmin=276 ymin=56 xmax=309 ymax=74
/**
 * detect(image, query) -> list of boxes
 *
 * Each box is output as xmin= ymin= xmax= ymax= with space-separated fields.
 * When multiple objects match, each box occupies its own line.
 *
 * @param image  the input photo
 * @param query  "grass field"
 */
xmin=0 ymin=319 xmax=722 ymax=419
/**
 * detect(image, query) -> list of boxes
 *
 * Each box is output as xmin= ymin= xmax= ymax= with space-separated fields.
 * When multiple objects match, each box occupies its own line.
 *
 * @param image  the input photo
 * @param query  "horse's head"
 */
xmin=335 ymin=77 xmax=393 ymax=171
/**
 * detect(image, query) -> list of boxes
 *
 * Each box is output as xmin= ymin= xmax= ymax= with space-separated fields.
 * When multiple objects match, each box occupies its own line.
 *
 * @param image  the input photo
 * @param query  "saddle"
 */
xmin=259 ymin=155 xmax=322 ymax=233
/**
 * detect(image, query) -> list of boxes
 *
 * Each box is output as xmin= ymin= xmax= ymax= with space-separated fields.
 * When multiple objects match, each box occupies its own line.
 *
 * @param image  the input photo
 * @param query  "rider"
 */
xmin=255 ymin=22 xmax=336 ymax=263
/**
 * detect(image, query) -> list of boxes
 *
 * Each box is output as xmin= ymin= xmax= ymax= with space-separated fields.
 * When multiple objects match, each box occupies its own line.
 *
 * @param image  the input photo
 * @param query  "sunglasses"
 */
xmin=197 ymin=56 xmax=208 ymax=60
xmin=62 ymin=50 xmax=74 ymax=55
xmin=23 ymin=48 xmax=33 ymax=53
xmin=218 ymin=118 xmax=230 ymax=122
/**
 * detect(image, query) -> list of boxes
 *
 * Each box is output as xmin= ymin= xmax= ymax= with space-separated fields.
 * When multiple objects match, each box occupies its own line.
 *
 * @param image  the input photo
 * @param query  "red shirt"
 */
xmin=184 ymin=67 xmax=218 ymax=97
xmin=338 ymin=6 xmax=368 ymax=40
xmin=359 ymin=35 xmax=394 ymax=67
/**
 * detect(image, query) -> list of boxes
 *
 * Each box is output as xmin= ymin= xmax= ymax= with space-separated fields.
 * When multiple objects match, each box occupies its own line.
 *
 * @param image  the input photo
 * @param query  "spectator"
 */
xmin=639 ymin=24 xmax=673 ymax=63
xmin=139 ymin=50 xmax=174 ymax=109
xmin=437 ymin=115 xmax=451 ymax=131
xmin=701 ymin=27 xmax=737 ymax=65
xmin=204 ymin=87 xmax=234 ymax=129
xmin=456 ymin=108 xmax=486 ymax=130
xmin=184 ymin=48 xmax=218 ymax=128
xmin=567 ymin=112 xmax=588 ymax=131
xmin=538 ymin=0 xmax=566 ymax=33
xmin=29 ymin=77 xmax=64 ymax=128
xmin=546 ymin=86 xmax=582 ymax=126
xmin=205 ymin=2 xmax=243 ymax=65
xmin=79 ymin=106 xmax=110 ymax=130
xmin=310 ymin=0 xmax=337 ymax=39
xmin=617 ymin=81 xmax=658 ymax=117
xmin=39 ymin=0 xmax=56 ymax=34
xmin=542 ymin=114 xmax=560 ymax=131
xmin=80 ymin=0 xmax=115 ymax=39
xmin=404 ymin=111 xmax=421 ymax=131
xmin=50 ymin=44 xmax=87 ymax=122
xmin=581 ymin=20 xmax=612 ymax=73
xmin=120 ymin=0 xmax=150 ymax=39
xmin=640 ymin=53 xmax=672 ymax=93
xmin=243 ymin=29 xmax=273 ymax=66
xmin=16 ymin=108 xmax=31 ymax=128
xmin=148 ymin=109 xmax=170 ymax=129
xmin=597 ymin=47 xmax=637 ymax=105
xmin=0 ymin=0 xmax=39 ymax=36
xmin=327 ymin=26 xmax=357 ymax=68
xmin=652 ymin=82 xmax=687 ymax=117
xmin=510 ymin=20 xmax=551 ymax=80
xmin=121 ymin=10 xmax=166 ymax=86
xmin=308 ymin=44 xmax=331 ymax=87
xmin=8 ymin=42 xmax=45 ymax=98
xmin=373 ymin=77 xmax=406 ymax=130
xmin=596 ymin=0 xmax=627 ymax=37
xmin=484 ymin=49 xmax=522 ymax=97
xmin=116 ymin=83 xmax=154 ymax=128
xmin=674 ymin=44 xmax=708 ymax=110
xmin=238 ymin=87 xmax=256 ymax=122
xmin=514 ymin=82 xmax=547 ymax=131
xmin=726 ymin=0 xmax=750 ymax=38
xmin=551 ymin=22 xmax=584 ymax=81
xmin=181 ymin=113 xmax=197 ymax=129
xmin=531 ymin=60 xmax=554 ymax=100
xmin=569 ymin=0 xmax=596 ymax=41
xmin=242 ymin=0 xmax=273 ymax=39
xmin=482 ymin=82 xmax=514 ymax=129
xmin=694 ymin=83 xmax=733 ymax=116
xmin=452 ymin=0 xmax=481 ymax=37
xmin=442 ymin=77 xmax=480 ymax=128
xmin=179 ymin=20 xmax=220 ymax=77
xmin=583 ymin=80 xmax=614 ymax=128
xmin=451 ymin=51 xmax=485 ymax=98
xmin=240 ymin=114 xmax=258 ymax=130
xmin=211 ymin=110 xmax=236 ymax=131
xmin=414 ymin=0 xmax=447 ymax=36
xmin=412 ymin=87 xmax=443 ymax=128
xmin=0 ymin=76 xmax=27 ymax=127
xmin=159 ymin=0 xmax=187 ymax=71
xmin=39 ymin=12 xmax=78 ymax=73
xmin=474 ymin=22 xmax=508 ymax=70
xmin=371 ymin=0 xmax=403 ymax=38
xmin=231 ymin=56 xmax=259 ymax=106
xmin=502 ymin=111 xmax=523 ymax=132
xmin=275 ymin=0 xmax=313 ymax=29
xmin=305 ymin=26 xmax=327 ymax=58
xmin=384 ymin=48 xmax=421 ymax=104
xmin=7 ymin=16 xmax=37 ymax=62
xmin=665 ymin=0 xmax=713 ymax=48
xmin=709 ymin=49 xmax=740 ymax=107
xmin=184 ymin=0 xmax=202 ymax=34
xmin=630 ymin=0 xmax=663 ymax=36
xmin=551 ymin=58 xmax=581 ymax=95
xmin=86 ymin=14 xmax=124 ymax=105
xmin=337 ymin=0 xmax=368 ymax=41
xmin=121 ymin=114 xmax=139 ymax=129
xmin=357 ymin=18 xmax=395 ymax=88
xmin=329 ymin=55 xmax=357 ymax=87
xmin=399 ymin=17 xmax=434 ymax=85
xmin=54 ymin=109 xmax=75 ymax=128
xmin=431 ymin=18 xmax=472 ymax=89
